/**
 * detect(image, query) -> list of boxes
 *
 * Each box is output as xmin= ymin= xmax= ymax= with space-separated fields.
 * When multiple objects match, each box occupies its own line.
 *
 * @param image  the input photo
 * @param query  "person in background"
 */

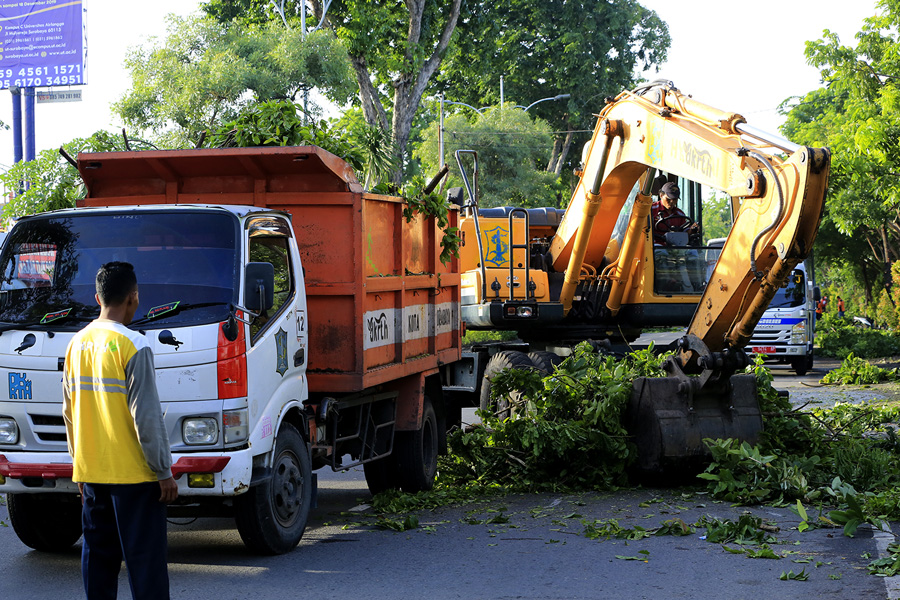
xmin=837 ymin=296 xmax=845 ymax=318
xmin=63 ymin=262 xmax=176 ymax=600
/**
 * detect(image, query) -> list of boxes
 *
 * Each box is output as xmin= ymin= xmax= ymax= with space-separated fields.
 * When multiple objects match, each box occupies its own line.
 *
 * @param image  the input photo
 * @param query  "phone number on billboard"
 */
xmin=0 ymin=65 xmax=83 ymax=88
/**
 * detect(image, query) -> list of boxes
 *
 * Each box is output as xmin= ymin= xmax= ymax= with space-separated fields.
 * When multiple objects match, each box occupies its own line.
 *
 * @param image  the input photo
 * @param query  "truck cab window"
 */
xmin=248 ymin=234 xmax=294 ymax=341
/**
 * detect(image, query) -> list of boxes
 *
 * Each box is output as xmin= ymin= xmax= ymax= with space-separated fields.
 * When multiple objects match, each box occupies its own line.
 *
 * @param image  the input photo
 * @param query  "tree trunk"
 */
xmin=554 ymin=129 xmax=576 ymax=176
xmin=862 ymin=261 xmax=873 ymax=304
xmin=385 ymin=0 xmax=461 ymax=184
xmin=349 ymin=54 xmax=389 ymax=133
xmin=546 ymin=138 xmax=561 ymax=172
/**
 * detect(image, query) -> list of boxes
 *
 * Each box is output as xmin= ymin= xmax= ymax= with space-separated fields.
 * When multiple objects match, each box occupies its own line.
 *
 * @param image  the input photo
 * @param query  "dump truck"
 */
xmin=0 ymin=146 xmax=459 ymax=554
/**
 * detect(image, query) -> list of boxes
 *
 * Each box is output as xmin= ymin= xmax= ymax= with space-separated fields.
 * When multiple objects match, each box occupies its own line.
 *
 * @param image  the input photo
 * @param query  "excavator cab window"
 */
xmin=650 ymin=174 xmax=733 ymax=296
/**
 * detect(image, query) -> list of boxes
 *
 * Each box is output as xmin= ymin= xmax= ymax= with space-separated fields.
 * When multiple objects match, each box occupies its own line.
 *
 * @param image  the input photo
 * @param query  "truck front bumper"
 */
xmin=0 ymin=450 xmax=254 ymax=496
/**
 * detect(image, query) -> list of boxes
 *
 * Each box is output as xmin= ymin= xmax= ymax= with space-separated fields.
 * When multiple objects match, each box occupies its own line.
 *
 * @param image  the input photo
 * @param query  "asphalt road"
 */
xmin=3 ymin=352 xmax=900 ymax=599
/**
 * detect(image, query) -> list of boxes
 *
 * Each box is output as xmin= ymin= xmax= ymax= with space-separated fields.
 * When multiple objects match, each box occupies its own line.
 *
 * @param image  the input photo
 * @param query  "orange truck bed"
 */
xmin=76 ymin=146 xmax=461 ymax=394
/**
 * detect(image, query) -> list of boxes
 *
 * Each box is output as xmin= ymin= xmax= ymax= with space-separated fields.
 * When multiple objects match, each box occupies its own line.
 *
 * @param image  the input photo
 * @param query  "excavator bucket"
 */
xmin=626 ymin=373 xmax=762 ymax=474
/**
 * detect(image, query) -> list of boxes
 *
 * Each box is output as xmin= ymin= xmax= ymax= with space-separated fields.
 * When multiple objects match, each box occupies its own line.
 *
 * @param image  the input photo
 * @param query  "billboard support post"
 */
xmin=11 ymin=87 xmax=22 ymax=164
xmin=23 ymin=87 xmax=35 ymax=163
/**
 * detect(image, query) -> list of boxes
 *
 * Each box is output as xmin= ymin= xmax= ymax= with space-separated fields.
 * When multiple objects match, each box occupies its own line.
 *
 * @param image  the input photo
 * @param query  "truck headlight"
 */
xmin=791 ymin=322 xmax=807 ymax=345
xmin=183 ymin=417 xmax=219 ymax=445
xmin=0 ymin=417 xmax=18 ymax=444
xmin=223 ymin=409 xmax=249 ymax=444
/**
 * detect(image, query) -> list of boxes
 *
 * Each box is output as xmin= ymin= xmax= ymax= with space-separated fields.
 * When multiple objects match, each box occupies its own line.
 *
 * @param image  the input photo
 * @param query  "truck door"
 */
xmin=244 ymin=216 xmax=307 ymax=434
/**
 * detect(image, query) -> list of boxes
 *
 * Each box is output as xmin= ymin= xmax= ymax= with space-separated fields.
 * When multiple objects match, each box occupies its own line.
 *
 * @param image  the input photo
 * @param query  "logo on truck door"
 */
xmin=275 ymin=328 xmax=288 ymax=376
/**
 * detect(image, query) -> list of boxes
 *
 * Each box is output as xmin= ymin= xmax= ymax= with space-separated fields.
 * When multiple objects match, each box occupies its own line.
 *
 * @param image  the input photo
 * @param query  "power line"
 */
xmin=444 ymin=129 xmax=593 ymax=136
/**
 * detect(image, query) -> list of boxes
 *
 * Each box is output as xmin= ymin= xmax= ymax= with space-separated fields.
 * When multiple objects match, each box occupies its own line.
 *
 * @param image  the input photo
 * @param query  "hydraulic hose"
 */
xmin=747 ymin=150 xmax=784 ymax=278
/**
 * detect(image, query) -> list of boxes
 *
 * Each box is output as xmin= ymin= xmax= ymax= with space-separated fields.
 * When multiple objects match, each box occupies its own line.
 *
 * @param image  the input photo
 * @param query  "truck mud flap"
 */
xmin=627 ymin=373 xmax=763 ymax=476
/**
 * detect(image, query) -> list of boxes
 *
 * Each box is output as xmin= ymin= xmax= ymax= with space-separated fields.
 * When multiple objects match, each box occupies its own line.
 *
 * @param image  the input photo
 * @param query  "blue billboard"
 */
xmin=0 ymin=0 xmax=86 ymax=89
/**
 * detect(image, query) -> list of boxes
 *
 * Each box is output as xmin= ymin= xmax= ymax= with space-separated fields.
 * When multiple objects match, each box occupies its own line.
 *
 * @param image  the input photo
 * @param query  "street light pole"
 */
xmin=517 ymin=93 xmax=571 ymax=112
xmin=439 ymin=93 xmax=445 ymax=170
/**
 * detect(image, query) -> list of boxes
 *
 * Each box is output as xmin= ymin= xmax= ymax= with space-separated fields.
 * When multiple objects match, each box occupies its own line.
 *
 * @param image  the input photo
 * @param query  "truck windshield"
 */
xmin=0 ymin=211 xmax=238 ymax=328
xmin=768 ymin=268 xmax=806 ymax=309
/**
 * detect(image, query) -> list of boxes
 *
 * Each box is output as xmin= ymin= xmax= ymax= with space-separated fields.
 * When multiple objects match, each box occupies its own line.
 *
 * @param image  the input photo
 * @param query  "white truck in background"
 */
xmin=747 ymin=259 xmax=818 ymax=375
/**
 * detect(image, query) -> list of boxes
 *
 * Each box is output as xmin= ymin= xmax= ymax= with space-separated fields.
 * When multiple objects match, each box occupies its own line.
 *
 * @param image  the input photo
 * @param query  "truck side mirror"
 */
xmin=245 ymin=262 xmax=275 ymax=312
xmin=813 ymin=286 xmax=821 ymax=302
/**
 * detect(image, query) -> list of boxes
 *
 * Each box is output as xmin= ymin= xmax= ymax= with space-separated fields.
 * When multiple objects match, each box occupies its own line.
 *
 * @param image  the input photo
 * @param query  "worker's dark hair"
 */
xmin=96 ymin=262 xmax=137 ymax=306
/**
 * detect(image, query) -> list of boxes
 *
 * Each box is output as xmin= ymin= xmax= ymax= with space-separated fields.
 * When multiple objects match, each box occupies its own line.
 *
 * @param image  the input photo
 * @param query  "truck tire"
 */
xmin=7 ymin=493 xmax=82 ymax=552
xmin=792 ymin=355 xmax=813 ymax=376
xmin=479 ymin=350 xmax=535 ymax=420
xmin=235 ymin=423 xmax=312 ymax=555
xmin=394 ymin=396 xmax=438 ymax=493
xmin=363 ymin=455 xmax=401 ymax=496
xmin=527 ymin=350 xmax=562 ymax=375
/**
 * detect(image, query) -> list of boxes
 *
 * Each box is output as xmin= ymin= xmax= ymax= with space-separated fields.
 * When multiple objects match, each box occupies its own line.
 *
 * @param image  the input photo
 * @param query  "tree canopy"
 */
xmin=781 ymin=0 xmax=900 ymax=301
xmin=415 ymin=104 xmax=565 ymax=207
xmin=114 ymin=13 xmax=355 ymax=148
xmin=436 ymin=0 xmax=670 ymax=177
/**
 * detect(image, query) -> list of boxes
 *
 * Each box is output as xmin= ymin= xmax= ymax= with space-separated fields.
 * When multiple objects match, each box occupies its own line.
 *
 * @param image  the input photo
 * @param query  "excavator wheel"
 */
xmin=527 ymin=350 xmax=563 ymax=375
xmin=479 ymin=350 xmax=536 ymax=420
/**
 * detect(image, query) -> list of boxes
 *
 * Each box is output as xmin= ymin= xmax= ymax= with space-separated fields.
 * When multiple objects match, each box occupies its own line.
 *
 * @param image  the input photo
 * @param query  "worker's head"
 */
xmin=659 ymin=182 xmax=680 ymax=209
xmin=95 ymin=262 xmax=139 ymax=323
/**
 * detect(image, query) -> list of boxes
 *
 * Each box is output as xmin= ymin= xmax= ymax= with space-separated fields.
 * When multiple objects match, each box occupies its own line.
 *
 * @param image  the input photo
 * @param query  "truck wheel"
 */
xmin=7 ymin=493 xmax=82 ymax=552
xmin=363 ymin=455 xmax=401 ymax=496
xmin=479 ymin=350 xmax=535 ymax=420
xmin=791 ymin=356 xmax=810 ymax=376
xmin=235 ymin=423 xmax=312 ymax=555
xmin=527 ymin=350 xmax=562 ymax=375
xmin=394 ymin=396 xmax=438 ymax=493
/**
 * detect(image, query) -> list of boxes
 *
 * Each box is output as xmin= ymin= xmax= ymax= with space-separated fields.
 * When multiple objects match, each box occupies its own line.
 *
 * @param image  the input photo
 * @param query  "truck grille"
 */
xmin=29 ymin=413 xmax=68 ymax=443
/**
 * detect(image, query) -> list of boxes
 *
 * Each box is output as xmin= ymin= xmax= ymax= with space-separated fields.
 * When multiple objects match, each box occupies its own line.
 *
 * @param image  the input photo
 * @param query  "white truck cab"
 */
xmin=747 ymin=260 xmax=818 ymax=375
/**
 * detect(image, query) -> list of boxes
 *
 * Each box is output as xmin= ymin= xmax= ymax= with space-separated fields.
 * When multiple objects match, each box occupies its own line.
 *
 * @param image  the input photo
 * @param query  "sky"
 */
xmin=0 ymin=0 xmax=883 ymax=170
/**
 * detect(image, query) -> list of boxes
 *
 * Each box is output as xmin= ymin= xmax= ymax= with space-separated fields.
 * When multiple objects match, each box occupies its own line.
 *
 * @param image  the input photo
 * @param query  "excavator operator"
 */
xmin=651 ymin=181 xmax=702 ymax=292
xmin=650 ymin=182 xmax=695 ymax=245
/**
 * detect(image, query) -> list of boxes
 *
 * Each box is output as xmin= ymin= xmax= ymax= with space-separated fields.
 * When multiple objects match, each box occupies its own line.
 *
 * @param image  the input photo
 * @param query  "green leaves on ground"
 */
xmin=869 ymin=542 xmax=900 ymax=576
xmin=820 ymin=353 xmax=900 ymax=384
xmin=779 ymin=568 xmax=809 ymax=581
xmin=700 ymin=514 xmax=776 ymax=545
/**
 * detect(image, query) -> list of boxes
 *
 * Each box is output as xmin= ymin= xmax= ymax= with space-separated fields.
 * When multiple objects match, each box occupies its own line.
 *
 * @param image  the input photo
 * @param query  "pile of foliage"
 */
xmin=438 ymin=342 xmax=666 ymax=491
xmin=815 ymin=314 xmax=900 ymax=359
xmin=700 ymin=356 xmax=900 ymax=535
xmin=820 ymin=353 xmax=900 ymax=385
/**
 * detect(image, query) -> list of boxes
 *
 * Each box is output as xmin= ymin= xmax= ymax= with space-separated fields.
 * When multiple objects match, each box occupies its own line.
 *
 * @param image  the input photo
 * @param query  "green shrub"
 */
xmin=820 ymin=353 xmax=900 ymax=384
xmin=816 ymin=318 xmax=900 ymax=359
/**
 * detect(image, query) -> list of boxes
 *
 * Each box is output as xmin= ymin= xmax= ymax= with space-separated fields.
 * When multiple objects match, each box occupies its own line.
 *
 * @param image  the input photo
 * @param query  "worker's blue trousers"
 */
xmin=81 ymin=482 xmax=170 ymax=600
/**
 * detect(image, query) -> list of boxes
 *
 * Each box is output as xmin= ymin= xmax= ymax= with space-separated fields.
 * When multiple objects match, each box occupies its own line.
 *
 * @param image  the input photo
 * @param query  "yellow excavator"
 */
xmin=451 ymin=80 xmax=830 ymax=472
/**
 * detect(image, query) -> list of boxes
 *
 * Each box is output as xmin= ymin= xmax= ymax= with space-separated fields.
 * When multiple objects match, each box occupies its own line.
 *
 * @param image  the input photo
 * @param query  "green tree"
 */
xmin=414 ymin=104 xmax=564 ymax=207
xmin=435 ymin=0 xmax=669 ymax=179
xmin=203 ymin=1 xmax=463 ymax=184
xmin=0 ymin=132 xmax=130 ymax=221
xmin=114 ymin=13 xmax=355 ymax=148
xmin=781 ymin=0 xmax=900 ymax=309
